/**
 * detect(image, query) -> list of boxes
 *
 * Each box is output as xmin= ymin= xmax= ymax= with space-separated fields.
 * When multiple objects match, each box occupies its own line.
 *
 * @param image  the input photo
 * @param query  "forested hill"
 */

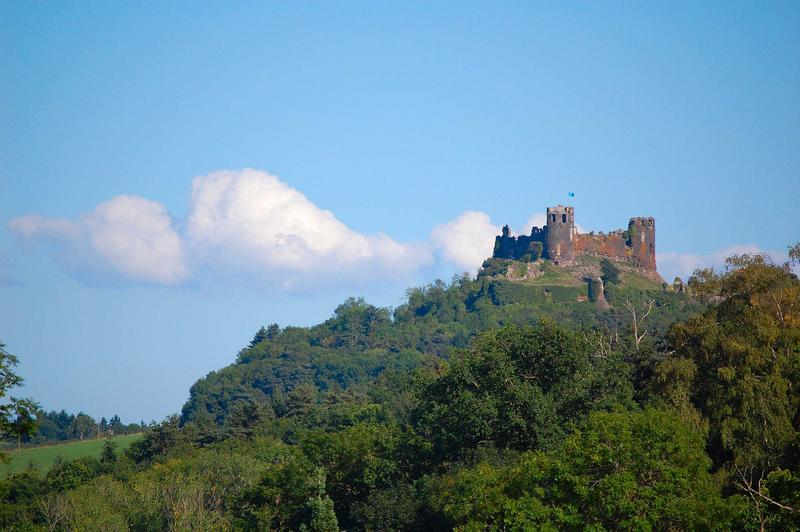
xmin=181 ymin=263 xmax=700 ymax=425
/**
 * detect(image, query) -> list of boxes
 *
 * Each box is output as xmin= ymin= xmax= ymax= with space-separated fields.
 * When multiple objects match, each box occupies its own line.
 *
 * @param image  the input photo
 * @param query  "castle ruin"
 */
xmin=493 ymin=205 xmax=657 ymax=271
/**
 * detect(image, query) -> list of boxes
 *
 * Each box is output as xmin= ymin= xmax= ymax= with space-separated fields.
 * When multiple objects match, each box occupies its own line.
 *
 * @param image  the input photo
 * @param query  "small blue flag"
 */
xmin=568 ymin=192 xmax=575 ymax=197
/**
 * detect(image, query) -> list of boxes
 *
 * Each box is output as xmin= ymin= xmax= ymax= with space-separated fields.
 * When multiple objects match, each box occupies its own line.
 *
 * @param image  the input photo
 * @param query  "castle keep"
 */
xmin=493 ymin=205 xmax=657 ymax=271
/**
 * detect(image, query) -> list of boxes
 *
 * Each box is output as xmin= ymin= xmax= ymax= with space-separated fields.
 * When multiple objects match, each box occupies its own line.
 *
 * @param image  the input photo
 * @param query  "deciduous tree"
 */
xmin=0 ymin=341 xmax=38 ymax=460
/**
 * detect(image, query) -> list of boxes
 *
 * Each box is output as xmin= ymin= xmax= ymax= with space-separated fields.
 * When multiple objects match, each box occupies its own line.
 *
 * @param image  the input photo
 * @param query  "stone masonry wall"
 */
xmin=574 ymin=232 xmax=630 ymax=262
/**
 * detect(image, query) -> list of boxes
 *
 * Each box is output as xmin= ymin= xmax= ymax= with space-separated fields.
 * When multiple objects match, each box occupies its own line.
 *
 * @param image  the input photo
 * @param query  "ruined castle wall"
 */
xmin=493 ymin=225 xmax=546 ymax=261
xmin=627 ymin=217 xmax=656 ymax=270
xmin=492 ymin=206 xmax=657 ymax=273
xmin=494 ymin=235 xmax=515 ymax=259
xmin=574 ymin=233 xmax=629 ymax=261
xmin=515 ymin=234 xmax=545 ymax=259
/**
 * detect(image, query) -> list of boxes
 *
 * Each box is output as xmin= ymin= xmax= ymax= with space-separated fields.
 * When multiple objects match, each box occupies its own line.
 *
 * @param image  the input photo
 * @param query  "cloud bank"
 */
xmin=185 ymin=169 xmax=432 ymax=286
xmin=10 ymin=168 xmax=786 ymax=290
xmin=9 ymin=169 xmax=439 ymax=289
xmin=10 ymin=195 xmax=189 ymax=284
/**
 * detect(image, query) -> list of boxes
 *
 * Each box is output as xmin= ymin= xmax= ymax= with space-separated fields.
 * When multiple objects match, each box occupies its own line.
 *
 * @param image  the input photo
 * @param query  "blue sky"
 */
xmin=1 ymin=2 xmax=798 ymax=422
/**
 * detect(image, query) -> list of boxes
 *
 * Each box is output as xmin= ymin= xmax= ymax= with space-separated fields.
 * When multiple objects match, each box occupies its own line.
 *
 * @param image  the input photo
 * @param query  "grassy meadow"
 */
xmin=1 ymin=433 xmax=142 ymax=477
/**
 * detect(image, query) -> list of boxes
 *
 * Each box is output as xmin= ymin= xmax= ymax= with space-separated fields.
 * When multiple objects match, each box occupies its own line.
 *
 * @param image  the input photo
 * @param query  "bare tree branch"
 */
xmin=625 ymin=298 xmax=655 ymax=349
xmin=735 ymin=463 xmax=798 ymax=529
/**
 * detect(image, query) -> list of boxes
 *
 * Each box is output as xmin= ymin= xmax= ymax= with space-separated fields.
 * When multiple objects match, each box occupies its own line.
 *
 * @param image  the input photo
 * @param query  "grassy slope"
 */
xmin=620 ymin=270 xmax=662 ymax=290
xmin=0 ymin=433 xmax=142 ymax=477
xmin=526 ymin=261 xmax=581 ymax=286
xmin=499 ymin=256 xmax=663 ymax=291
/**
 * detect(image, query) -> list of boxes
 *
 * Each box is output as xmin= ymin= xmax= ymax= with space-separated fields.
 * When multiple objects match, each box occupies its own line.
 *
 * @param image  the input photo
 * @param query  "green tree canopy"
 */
xmin=654 ymin=253 xmax=800 ymax=526
xmin=600 ymin=258 xmax=621 ymax=285
xmin=0 ymin=341 xmax=38 ymax=461
xmin=663 ymin=254 xmax=800 ymax=470
xmin=431 ymin=408 xmax=743 ymax=530
xmin=413 ymin=322 xmax=634 ymax=461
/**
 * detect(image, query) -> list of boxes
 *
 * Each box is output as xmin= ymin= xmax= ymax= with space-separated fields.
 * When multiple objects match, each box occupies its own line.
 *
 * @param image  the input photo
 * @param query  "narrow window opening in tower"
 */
xmin=552 ymin=214 xmax=556 ymax=222
xmin=562 ymin=214 xmax=567 ymax=223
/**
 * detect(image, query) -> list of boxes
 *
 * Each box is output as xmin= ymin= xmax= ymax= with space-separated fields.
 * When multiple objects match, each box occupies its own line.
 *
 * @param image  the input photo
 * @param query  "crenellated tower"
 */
xmin=544 ymin=205 xmax=575 ymax=263
xmin=493 ymin=225 xmax=515 ymax=259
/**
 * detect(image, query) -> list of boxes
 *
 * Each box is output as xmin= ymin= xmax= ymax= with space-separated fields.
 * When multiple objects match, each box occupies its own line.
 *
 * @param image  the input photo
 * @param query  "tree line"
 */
xmin=27 ymin=411 xmax=145 ymax=445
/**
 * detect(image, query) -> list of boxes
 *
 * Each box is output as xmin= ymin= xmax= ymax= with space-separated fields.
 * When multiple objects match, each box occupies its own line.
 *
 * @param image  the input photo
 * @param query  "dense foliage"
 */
xmin=182 ymin=274 xmax=699 ymax=426
xmin=655 ymin=253 xmax=800 ymax=530
xmin=413 ymin=322 xmax=634 ymax=460
xmin=0 ymin=342 xmax=37 ymax=461
xmin=431 ymin=408 xmax=739 ymax=530
xmin=3 ymin=250 xmax=799 ymax=530
xmin=600 ymin=258 xmax=621 ymax=285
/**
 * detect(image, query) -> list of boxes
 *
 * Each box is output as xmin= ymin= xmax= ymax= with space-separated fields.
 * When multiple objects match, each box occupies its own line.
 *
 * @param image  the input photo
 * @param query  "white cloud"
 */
xmin=7 ymin=170 xmax=433 ymax=289
xmin=657 ymin=244 xmax=791 ymax=281
xmin=9 ymin=195 xmax=189 ymax=284
xmin=520 ymin=213 xmax=547 ymax=235
xmin=185 ymin=169 xmax=432 ymax=286
xmin=430 ymin=210 xmax=500 ymax=273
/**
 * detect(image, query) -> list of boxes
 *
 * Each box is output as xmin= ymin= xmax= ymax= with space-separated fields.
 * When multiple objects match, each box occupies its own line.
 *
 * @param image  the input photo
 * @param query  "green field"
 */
xmin=0 ymin=433 xmax=142 ymax=477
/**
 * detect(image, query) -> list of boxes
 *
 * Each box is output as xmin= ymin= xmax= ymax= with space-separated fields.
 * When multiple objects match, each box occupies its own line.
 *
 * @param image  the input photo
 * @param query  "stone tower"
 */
xmin=627 ymin=217 xmax=656 ymax=270
xmin=545 ymin=205 xmax=575 ymax=263
xmin=493 ymin=225 xmax=515 ymax=259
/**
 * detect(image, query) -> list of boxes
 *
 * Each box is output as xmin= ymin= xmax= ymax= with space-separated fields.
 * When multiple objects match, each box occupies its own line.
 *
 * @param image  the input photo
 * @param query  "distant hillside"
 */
xmin=182 ymin=266 xmax=699 ymax=425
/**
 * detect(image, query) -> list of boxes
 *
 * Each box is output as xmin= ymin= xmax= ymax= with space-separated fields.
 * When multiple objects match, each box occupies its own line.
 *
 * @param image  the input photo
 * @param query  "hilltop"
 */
xmin=479 ymin=254 xmax=664 ymax=290
xmin=180 ymin=259 xmax=694 ymax=425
